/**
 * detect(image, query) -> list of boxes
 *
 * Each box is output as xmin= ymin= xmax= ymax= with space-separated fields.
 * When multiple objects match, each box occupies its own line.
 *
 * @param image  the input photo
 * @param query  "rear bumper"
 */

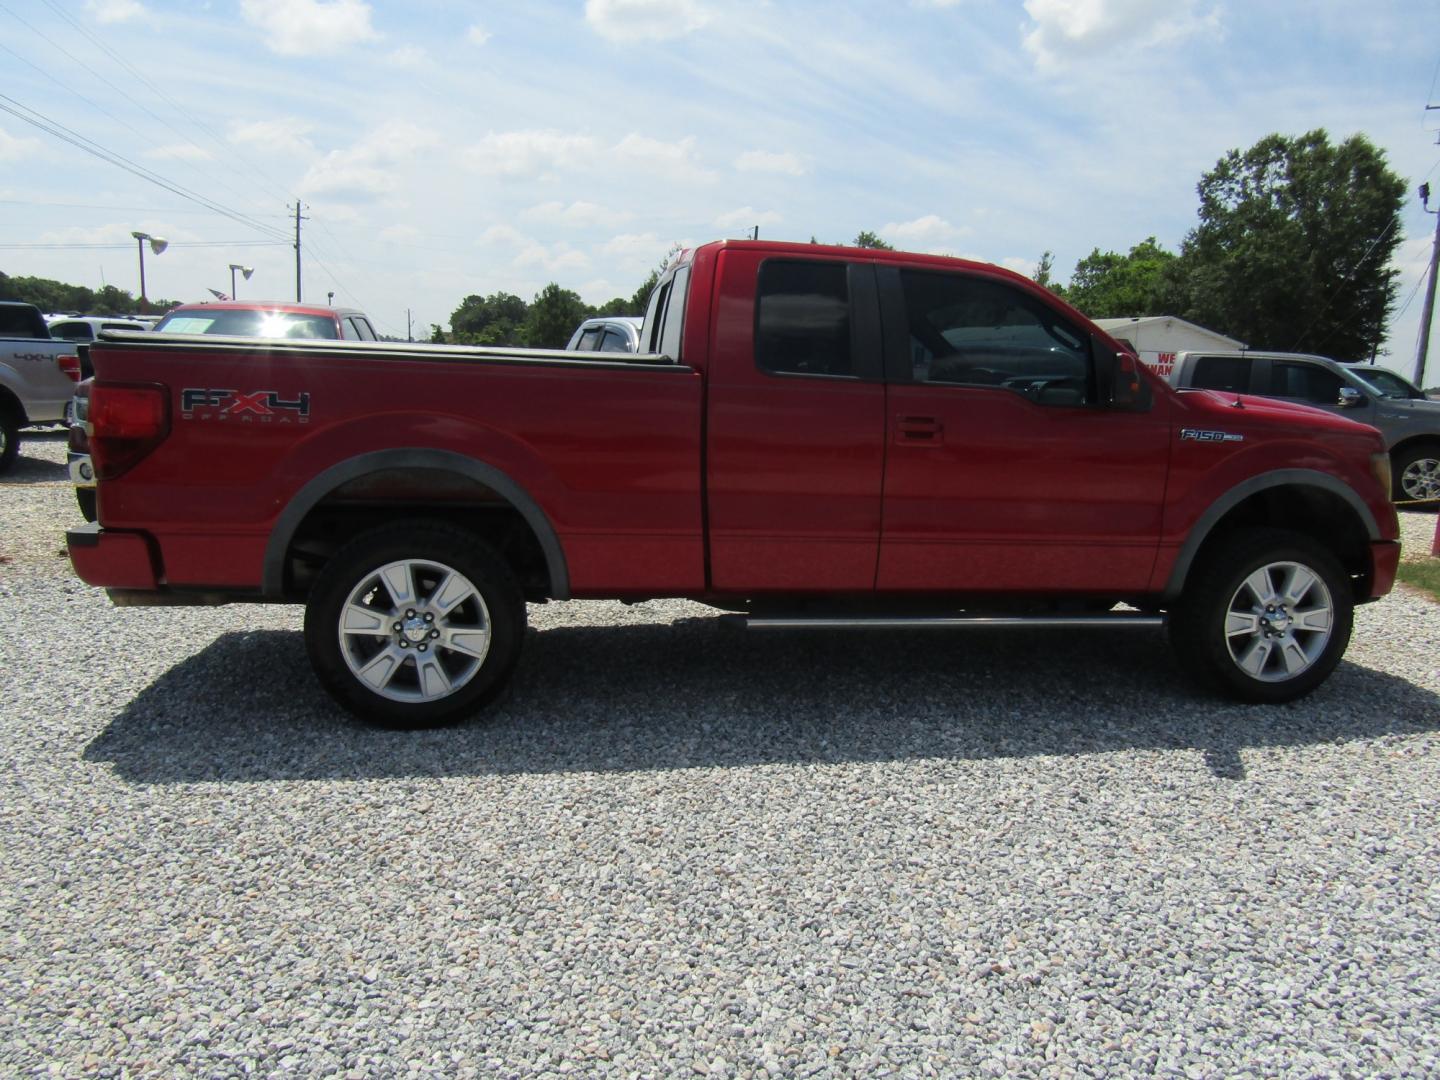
xmin=1369 ymin=539 xmax=1400 ymax=599
xmin=67 ymin=524 xmax=159 ymax=589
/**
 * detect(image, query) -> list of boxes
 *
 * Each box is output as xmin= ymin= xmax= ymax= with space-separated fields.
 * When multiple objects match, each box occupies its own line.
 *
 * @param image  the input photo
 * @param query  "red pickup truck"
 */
xmin=68 ymin=240 xmax=1400 ymax=725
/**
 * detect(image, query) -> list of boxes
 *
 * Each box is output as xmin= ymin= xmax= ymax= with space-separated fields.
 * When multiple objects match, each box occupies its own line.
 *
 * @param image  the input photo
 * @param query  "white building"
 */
xmin=1094 ymin=316 xmax=1245 ymax=380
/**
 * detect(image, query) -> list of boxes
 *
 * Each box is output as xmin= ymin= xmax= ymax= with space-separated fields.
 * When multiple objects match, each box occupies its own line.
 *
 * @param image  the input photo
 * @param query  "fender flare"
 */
xmin=262 ymin=448 xmax=570 ymax=599
xmin=1162 ymin=468 xmax=1380 ymax=600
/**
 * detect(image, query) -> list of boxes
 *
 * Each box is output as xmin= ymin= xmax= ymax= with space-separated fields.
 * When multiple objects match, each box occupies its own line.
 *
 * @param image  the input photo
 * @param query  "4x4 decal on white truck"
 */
xmin=181 ymin=388 xmax=311 ymax=423
xmin=1180 ymin=428 xmax=1244 ymax=443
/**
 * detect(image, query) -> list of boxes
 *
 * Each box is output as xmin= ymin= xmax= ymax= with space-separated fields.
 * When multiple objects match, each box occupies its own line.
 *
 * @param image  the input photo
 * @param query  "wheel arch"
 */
xmin=1163 ymin=469 xmax=1379 ymax=602
xmin=263 ymin=448 xmax=570 ymax=601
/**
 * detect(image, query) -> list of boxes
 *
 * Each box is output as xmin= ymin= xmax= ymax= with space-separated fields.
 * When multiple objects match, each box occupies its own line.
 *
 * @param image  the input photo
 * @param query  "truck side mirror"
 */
xmin=1337 ymin=387 xmax=1366 ymax=408
xmin=1109 ymin=349 xmax=1147 ymax=410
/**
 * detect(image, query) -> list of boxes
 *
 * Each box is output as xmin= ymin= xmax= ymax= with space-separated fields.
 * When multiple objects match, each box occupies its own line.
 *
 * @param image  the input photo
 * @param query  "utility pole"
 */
xmin=407 ymin=308 xmax=413 ymax=342
xmin=290 ymin=201 xmax=308 ymax=302
xmin=1415 ymin=180 xmax=1440 ymax=390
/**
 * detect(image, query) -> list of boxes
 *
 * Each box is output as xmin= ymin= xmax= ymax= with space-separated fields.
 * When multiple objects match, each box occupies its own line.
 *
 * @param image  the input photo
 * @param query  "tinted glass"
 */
xmin=155 ymin=310 xmax=340 ymax=339
xmin=577 ymin=327 xmax=603 ymax=351
xmin=354 ymin=318 xmax=377 ymax=341
xmin=1190 ymin=355 xmax=1249 ymax=393
xmin=1270 ymin=361 xmax=1346 ymax=405
xmin=341 ymin=317 xmax=361 ymax=341
xmin=756 ymin=261 xmax=851 ymax=376
xmin=50 ymin=322 xmax=94 ymax=341
xmin=899 ymin=270 xmax=1091 ymax=405
xmin=642 ymin=280 xmax=670 ymax=353
xmin=0 ymin=307 xmax=44 ymax=336
xmin=659 ymin=266 xmax=690 ymax=361
xmin=600 ymin=328 xmax=631 ymax=352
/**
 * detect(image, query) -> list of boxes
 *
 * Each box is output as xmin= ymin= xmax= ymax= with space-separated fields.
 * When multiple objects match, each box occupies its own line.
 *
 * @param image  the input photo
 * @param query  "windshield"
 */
xmin=154 ymin=309 xmax=339 ymax=339
xmin=1350 ymin=367 xmax=1419 ymax=400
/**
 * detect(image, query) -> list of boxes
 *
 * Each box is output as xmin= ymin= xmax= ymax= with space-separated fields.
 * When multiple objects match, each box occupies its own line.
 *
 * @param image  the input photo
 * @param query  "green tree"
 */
xmin=852 ymin=230 xmax=893 ymax=250
xmin=450 ymin=291 xmax=528 ymax=346
xmin=1064 ymin=237 xmax=1178 ymax=317
xmin=523 ymin=283 xmax=591 ymax=349
xmin=1175 ymin=130 xmax=1405 ymax=358
xmin=1032 ymin=251 xmax=1065 ymax=296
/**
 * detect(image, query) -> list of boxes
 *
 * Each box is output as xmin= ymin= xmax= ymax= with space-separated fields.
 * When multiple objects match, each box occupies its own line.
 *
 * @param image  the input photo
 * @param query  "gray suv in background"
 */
xmin=1165 ymin=350 xmax=1440 ymax=503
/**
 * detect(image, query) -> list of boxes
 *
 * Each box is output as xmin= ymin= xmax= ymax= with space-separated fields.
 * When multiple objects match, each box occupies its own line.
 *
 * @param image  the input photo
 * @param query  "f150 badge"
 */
xmin=181 ymin=388 xmax=311 ymax=424
xmin=1180 ymin=428 xmax=1243 ymax=443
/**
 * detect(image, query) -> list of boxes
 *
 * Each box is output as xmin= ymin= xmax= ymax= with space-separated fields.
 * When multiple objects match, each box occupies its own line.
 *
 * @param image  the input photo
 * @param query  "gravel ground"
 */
xmin=2 ymin=431 xmax=1439 ymax=1078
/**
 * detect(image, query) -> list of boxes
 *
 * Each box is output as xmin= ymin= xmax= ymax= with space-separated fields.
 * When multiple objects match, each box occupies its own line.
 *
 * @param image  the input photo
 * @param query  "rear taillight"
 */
xmin=89 ymin=383 xmax=169 ymax=480
xmin=58 ymin=354 xmax=81 ymax=382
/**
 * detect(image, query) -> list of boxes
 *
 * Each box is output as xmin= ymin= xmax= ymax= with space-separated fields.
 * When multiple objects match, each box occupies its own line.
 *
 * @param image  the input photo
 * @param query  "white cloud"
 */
xmin=520 ymin=201 xmax=629 ymax=229
xmin=145 ymin=144 xmax=213 ymax=162
xmin=467 ymin=24 xmax=492 ymax=45
xmin=477 ymin=225 xmax=530 ymax=249
xmin=585 ymin=0 xmax=708 ymax=42
xmin=301 ymin=122 xmax=440 ymax=197
xmin=603 ymin=233 xmax=674 ymax=268
xmin=463 ymin=131 xmax=600 ymax=179
xmin=514 ymin=243 xmax=591 ymax=274
xmin=379 ymin=225 xmax=420 ymax=244
xmin=85 ymin=0 xmax=146 ymax=23
xmin=1022 ymin=0 xmax=1218 ymax=71
xmin=880 ymin=214 xmax=973 ymax=254
xmin=0 ymin=127 xmax=44 ymax=162
xmin=385 ymin=45 xmax=428 ymax=68
xmin=230 ymin=118 xmax=316 ymax=159
xmin=614 ymin=134 xmax=713 ymax=181
xmin=734 ymin=150 xmax=805 ymax=176
xmin=240 ymin=0 xmax=379 ymax=57
xmin=714 ymin=207 xmax=782 ymax=231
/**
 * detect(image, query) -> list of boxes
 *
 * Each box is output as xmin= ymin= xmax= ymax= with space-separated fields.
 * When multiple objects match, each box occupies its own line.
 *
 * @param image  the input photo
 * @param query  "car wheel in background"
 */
xmin=1393 ymin=444 xmax=1440 ymax=503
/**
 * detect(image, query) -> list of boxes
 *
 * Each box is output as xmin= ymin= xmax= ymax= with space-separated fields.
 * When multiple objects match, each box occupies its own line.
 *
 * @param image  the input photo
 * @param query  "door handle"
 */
xmin=896 ymin=415 xmax=943 ymax=444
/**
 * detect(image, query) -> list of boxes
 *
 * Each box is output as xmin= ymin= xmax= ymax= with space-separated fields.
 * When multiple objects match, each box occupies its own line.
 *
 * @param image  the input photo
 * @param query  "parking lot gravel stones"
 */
xmin=2 ymin=433 xmax=1439 ymax=1077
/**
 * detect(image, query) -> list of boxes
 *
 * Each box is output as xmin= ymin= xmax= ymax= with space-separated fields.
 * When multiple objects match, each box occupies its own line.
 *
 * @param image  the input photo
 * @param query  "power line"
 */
xmin=0 ymin=92 xmax=290 ymax=242
xmin=0 ymin=240 xmax=287 ymax=250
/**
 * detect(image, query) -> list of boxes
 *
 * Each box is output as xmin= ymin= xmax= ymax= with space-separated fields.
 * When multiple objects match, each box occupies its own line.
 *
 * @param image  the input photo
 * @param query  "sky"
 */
xmin=1 ymin=0 xmax=1437 ymax=374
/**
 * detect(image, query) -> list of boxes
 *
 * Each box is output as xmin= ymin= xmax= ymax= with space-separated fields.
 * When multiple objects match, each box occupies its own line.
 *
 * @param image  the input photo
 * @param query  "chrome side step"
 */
xmin=744 ymin=613 xmax=1166 ymax=630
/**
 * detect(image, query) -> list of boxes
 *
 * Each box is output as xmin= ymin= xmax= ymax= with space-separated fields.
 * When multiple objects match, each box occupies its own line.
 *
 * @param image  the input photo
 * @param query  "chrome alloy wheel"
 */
xmin=1223 ymin=561 xmax=1334 ymax=683
xmin=1400 ymin=455 xmax=1440 ymax=501
xmin=337 ymin=558 xmax=492 ymax=702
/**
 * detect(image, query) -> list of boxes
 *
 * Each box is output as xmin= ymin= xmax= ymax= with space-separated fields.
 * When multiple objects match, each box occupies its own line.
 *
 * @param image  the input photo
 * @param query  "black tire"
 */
xmin=76 ymin=487 xmax=97 ymax=523
xmin=1169 ymin=527 xmax=1353 ymax=704
xmin=1392 ymin=444 xmax=1440 ymax=503
xmin=0 ymin=407 xmax=19 ymax=476
xmin=304 ymin=521 xmax=526 ymax=728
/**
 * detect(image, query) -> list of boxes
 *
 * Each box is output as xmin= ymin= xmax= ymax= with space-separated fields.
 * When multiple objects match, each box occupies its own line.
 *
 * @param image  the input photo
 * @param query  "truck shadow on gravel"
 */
xmin=3 ymin=430 xmax=69 ymax=485
xmin=84 ymin=614 xmax=1440 ymax=785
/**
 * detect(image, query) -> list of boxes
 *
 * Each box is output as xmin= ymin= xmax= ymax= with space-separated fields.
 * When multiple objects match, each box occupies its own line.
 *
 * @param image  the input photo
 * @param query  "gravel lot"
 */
xmin=2 ymin=430 xmax=1438 ymax=1078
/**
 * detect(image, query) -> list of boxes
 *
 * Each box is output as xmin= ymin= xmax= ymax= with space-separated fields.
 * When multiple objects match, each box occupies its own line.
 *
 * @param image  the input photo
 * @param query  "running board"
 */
xmin=743 ymin=613 xmax=1166 ymax=630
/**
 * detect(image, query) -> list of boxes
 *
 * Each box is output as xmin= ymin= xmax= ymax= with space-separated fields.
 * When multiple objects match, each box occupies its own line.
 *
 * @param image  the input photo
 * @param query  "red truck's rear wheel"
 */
xmin=1170 ymin=528 xmax=1353 ymax=704
xmin=304 ymin=521 xmax=526 ymax=727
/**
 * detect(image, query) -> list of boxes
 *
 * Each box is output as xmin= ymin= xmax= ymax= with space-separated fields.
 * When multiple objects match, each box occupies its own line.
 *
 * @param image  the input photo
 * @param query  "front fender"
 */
xmin=1159 ymin=467 xmax=1381 ymax=600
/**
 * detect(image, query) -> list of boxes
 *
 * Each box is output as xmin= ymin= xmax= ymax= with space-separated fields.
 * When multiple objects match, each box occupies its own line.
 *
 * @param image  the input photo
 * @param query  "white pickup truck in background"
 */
xmin=0 ymin=301 xmax=81 ymax=473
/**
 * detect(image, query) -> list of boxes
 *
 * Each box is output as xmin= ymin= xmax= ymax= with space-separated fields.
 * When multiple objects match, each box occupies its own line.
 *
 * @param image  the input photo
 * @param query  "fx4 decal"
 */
xmin=181 ymin=388 xmax=311 ymax=424
xmin=1180 ymin=428 xmax=1243 ymax=444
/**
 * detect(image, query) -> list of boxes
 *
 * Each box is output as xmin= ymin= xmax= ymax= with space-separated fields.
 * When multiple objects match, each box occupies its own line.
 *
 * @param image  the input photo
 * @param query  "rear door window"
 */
xmin=756 ymin=261 xmax=852 ymax=377
xmin=1190 ymin=355 xmax=1250 ymax=393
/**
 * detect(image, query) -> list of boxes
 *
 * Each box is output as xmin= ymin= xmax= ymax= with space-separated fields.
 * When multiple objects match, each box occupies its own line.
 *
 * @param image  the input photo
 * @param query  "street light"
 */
xmin=131 ymin=231 xmax=168 ymax=313
xmin=228 ymin=263 xmax=254 ymax=300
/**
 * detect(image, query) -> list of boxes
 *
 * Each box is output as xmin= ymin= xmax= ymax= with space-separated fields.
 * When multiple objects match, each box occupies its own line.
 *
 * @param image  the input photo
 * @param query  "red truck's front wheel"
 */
xmin=304 ymin=522 xmax=526 ymax=727
xmin=1170 ymin=528 xmax=1354 ymax=704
